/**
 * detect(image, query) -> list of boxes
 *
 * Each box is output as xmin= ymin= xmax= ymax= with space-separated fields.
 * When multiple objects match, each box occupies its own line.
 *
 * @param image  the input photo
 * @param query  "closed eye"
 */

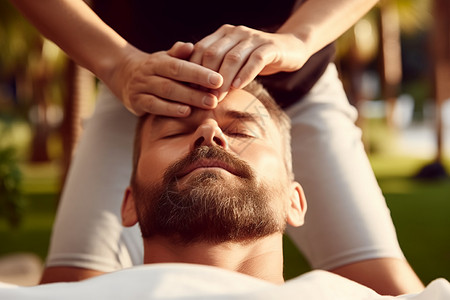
xmin=161 ymin=132 xmax=189 ymax=139
xmin=224 ymin=129 xmax=256 ymax=138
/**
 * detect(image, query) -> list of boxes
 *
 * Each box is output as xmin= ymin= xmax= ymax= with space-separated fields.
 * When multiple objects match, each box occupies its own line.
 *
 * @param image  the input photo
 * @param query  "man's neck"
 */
xmin=143 ymin=234 xmax=285 ymax=284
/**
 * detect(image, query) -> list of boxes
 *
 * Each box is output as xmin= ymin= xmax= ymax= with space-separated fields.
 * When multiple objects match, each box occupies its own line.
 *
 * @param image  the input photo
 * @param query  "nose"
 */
xmin=191 ymin=119 xmax=229 ymax=150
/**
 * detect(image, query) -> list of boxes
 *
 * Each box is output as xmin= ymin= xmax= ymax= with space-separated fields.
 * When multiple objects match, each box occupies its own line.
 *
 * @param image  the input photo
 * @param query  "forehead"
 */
xmin=145 ymin=89 xmax=275 ymax=131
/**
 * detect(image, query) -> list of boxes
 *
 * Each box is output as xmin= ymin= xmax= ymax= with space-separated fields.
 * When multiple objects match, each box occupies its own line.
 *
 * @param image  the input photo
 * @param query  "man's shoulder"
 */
xmin=1 ymin=265 xmax=449 ymax=300
xmin=0 ymin=264 xmax=271 ymax=300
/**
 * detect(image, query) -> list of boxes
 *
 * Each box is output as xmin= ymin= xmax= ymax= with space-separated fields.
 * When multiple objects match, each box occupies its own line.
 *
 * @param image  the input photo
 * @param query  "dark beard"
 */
xmin=133 ymin=146 xmax=286 ymax=245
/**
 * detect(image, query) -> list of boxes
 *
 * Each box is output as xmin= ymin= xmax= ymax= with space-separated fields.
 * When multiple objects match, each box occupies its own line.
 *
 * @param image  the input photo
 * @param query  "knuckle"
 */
xmin=252 ymin=50 xmax=266 ymax=64
xmin=224 ymin=51 xmax=242 ymax=63
xmin=221 ymin=24 xmax=233 ymax=31
xmin=264 ymin=39 xmax=276 ymax=47
xmin=160 ymin=81 xmax=174 ymax=97
xmin=203 ymin=48 xmax=217 ymax=59
xmin=127 ymin=88 xmax=141 ymax=106
xmin=194 ymin=42 xmax=207 ymax=53
xmin=145 ymin=55 xmax=158 ymax=68
xmin=145 ymin=96 xmax=158 ymax=113
xmin=235 ymin=25 xmax=250 ymax=35
xmin=167 ymin=59 xmax=182 ymax=77
xmin=235 ymin=25 xmax=248 ymax=32
xmin=251 ymin=32 xmax=262 ymax=41
xmin=134 ymin=95 xmax=155 ymax=115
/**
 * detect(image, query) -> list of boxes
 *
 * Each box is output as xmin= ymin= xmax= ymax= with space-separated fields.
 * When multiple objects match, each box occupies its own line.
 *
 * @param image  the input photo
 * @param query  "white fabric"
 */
xmin=285 ymin=64 xmax=403 ymax=269
xmin=46 ymin=63 xmax=404 ymax=272
xmin=1 ymin=265 xmax=449 ymax=300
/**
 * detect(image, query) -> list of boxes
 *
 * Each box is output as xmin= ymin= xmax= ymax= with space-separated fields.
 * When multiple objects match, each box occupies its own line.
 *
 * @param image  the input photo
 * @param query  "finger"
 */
xmin=232 ymin=44 xmax=277 ymax=89
xmin=214 ymin=40 xmax=256 ymax=96
xmin=135 ymin=76 xmax=218 ymax=109
xmin=152 ymin=55 xmax=223 ymax=89
xmin=167 ymin=41 xmax=194 ymax=60
xmin=212 ymin=90 xmax=228 ymax=102
xmin=190 ymin=26 xmax=228 ymax=65
xmin=200 ymin=35 xmax=242 ymax=71
xmin=133 ymin=93 xmax=192 ymax=117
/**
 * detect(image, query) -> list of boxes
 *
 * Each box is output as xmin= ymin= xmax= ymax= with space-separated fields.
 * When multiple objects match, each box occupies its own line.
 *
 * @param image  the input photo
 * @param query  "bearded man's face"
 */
xmin=124 ymin=88 xmax=304 ymax=245
xmin=133 ymin=145 xmax=287 ymax=244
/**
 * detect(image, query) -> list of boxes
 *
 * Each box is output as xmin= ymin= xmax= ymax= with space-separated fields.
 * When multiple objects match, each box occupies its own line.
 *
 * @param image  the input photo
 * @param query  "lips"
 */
xmin=176 ymin=158 xmax=240 ymax=179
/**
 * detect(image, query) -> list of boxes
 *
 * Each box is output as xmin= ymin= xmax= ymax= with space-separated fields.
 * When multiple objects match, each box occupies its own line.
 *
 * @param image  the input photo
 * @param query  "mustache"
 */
xmin=162 ymin=146 xmax=254 ymax=184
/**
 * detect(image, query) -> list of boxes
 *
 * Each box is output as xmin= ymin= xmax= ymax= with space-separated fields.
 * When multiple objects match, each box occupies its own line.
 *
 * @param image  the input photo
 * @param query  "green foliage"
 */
xmin=0 ymin=193 xmax=55 ymax=260
xmin=0 ymin=146 xmax=25 ymax=228
xmin=0 ymin=0 xmax=42 ymax=77
xmin=396 ymin=0 xmax=432 ymax=35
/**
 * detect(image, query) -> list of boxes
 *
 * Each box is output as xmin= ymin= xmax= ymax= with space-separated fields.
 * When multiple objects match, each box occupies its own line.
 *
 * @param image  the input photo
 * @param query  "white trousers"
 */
xmin=46 ymin=64 xmax=404 ymax=271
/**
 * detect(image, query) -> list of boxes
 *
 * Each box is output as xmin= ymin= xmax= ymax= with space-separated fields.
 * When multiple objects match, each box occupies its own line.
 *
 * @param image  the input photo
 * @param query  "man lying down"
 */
xmin=1 ymin=81 xmax=448 ymax=299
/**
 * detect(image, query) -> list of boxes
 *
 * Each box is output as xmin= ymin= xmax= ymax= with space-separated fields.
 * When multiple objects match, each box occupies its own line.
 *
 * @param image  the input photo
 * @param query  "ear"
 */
xmin=121 ymin=186 xmax=139 ymax=227
xmin=286 ymin=181 xmax=307 ymax=227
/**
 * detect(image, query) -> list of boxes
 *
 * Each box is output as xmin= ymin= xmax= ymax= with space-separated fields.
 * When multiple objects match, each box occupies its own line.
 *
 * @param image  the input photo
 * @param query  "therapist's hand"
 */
xmin=110 ymin=42 xmax=223 ymax=116
xmin=189 ymin=24 xmax=308 ymax=100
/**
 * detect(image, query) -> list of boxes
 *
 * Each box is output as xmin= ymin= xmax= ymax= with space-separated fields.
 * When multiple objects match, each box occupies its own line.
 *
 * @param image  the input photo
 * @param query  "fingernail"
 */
xmin=208 ymin=73 xmax=222 ymax=86
xmin=232 ymin=78 xmax=241 ymax=89
xmin=203 ymin=95 xmax=216 ymax=107
xmin=178 ymin=105 xmax=190 ymax=115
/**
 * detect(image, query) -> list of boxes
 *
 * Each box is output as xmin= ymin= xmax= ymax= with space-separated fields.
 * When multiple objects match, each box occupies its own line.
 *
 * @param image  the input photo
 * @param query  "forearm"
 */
xmin=278 ymin=0 xmax=378 ymax=57
xmin=10 ymin=0 xmax=132 ymax=84
xmin=331 ymin=258 xmax=424 ymax=295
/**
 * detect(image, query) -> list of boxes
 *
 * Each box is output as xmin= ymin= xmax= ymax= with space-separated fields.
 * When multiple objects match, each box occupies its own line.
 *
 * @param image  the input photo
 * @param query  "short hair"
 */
xmin=130 ymin=80 xmax=293 ymax=185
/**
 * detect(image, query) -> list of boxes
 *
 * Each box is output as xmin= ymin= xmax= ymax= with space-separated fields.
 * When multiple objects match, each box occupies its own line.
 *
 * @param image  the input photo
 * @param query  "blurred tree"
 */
xmin=416 ymin=0 xmax=450 ymax=179
xmin=0 ymin=146 xmax=24 ymax=228
xmin=432 ymin=0 xmax=450 ymax=167
xmin=2 ymin=0 xmax=96 ymax=204
xmin=337 ymin=0 xmax=431 ymax=125
xmin=378 ymin=0 xmax=403 ymax=128
xmin=60 ymin=60 xmax=96 ymax=188
xmin=29 ymin=38 xmax=50 ymax=162
xmin=1 ymin=0 xmax=66 ymax=163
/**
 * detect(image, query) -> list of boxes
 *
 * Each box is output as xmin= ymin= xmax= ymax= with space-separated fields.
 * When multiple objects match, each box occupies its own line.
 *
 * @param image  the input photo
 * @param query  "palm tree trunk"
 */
xmin=432 ymin=0 xmax=450 ymax=164
xmin=415 ymin=0 xmax=449 ymax=179
xmin=60 ymin=60 xmax=95 ymax=188
xmin=378 ymin=0 xmax=402 ymax=128
xmin=30 ymin=40 xmax=50 ymax=163
xmin=60 ymin=59 xmax=80 ymax=182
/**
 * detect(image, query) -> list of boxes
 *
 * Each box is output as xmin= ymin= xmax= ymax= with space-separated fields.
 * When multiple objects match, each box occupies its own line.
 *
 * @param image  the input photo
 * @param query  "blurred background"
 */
xmin=0 ymin=0 xmax=449 ymax=287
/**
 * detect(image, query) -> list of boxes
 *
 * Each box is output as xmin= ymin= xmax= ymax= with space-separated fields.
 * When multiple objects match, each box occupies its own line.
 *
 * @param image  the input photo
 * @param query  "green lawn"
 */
xmin=0 ymin=155 xmax=449 ymax=285
xmin=0 ymin=193 xmax=57 ymax=260
xmin=284 ymin=154 xmax=450 ymax=284
xmin=383 ymin=177 xmax=450 ymax=284
xmin=0 ymin=162 xmax=59 ymax=260
xmin=372 ymin=155 xmax=450 ymax=285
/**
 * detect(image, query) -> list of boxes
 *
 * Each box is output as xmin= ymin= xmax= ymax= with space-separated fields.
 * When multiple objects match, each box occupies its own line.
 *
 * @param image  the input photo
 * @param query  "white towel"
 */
xmin=0 ymin=264 xmax=448 ymax=300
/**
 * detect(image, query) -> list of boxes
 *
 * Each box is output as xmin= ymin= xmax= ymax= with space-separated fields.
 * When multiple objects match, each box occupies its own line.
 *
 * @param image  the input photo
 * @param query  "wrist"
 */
xmin=97 ymin=43 xmax=142 ymax=99
xmin=277 ymin=25 xmax=315 ymax=61
xmin=96 ymin=43 xmax=131 ymax=83
xmin=275 ymin=32 xmax=312 ymax=72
